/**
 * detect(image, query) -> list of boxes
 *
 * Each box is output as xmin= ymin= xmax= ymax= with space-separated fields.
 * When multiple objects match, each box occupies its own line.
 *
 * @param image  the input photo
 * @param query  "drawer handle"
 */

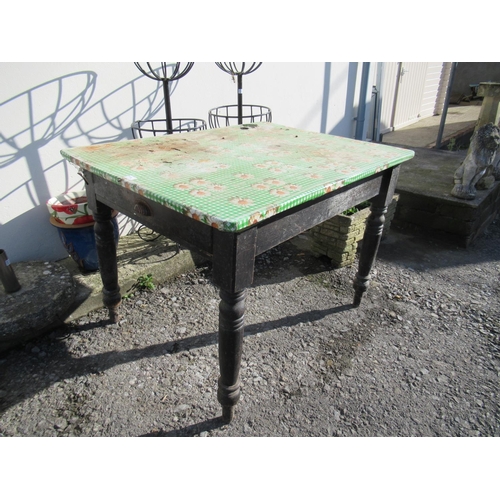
xmin=134 ymin=201 xmax=152 ymax=217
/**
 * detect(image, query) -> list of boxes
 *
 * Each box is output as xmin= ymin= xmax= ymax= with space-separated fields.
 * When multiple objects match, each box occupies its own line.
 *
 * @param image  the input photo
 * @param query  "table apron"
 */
xmin=87 ymin=167 xmax=396 ymax=263
xmin=254 ymin=171 xmax=387 ymax=255
xmin=87 ymin=174 xmax=214 ymax=257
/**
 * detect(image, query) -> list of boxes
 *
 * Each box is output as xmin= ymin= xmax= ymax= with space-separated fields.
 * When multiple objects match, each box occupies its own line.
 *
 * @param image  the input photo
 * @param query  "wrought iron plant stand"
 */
xmin=131 ymin=62 xmax=206 ymax=137
xmin=209 ymin=62 xmax=272 ymax=128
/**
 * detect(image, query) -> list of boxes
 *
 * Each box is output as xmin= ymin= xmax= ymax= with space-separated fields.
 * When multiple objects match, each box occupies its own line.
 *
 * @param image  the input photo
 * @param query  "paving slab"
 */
xmin=382 ymin=102 xmax=481 ymax=148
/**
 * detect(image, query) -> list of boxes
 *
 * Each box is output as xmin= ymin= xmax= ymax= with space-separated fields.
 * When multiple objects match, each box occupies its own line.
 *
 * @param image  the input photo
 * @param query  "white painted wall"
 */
xmin=0 ymin=62 xmax=370 ymax=263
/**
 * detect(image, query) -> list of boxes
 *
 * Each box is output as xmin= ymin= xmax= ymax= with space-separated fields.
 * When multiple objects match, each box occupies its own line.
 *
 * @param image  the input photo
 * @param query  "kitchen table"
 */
xmin=61 ymin=122 xmax=414 ymax=422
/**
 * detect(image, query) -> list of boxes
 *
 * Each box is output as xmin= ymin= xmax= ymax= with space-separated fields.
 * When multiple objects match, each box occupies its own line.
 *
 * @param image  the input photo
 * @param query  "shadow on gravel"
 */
xmin=139 ymin=417 xmax=226 ymax=437
xmin=0 ymin=304 xmax=354 ymax=414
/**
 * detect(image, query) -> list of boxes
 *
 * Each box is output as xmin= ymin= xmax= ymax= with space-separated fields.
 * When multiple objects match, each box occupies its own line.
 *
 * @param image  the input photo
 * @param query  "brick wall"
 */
xmin=310 ymin=195 xmax=399 ymax=267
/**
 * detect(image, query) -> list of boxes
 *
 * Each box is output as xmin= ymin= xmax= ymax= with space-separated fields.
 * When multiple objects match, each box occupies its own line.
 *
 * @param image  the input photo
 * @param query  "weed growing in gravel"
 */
xmin=123 ymin=274 xmax=156 ymax=298
xmin=136 ymin=274 xmax=155 ymax=290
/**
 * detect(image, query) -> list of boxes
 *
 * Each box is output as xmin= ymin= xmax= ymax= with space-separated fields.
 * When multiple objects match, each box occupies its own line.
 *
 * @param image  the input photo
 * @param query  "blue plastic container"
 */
xmin=51 ymin=217 xmax=119 ymax=272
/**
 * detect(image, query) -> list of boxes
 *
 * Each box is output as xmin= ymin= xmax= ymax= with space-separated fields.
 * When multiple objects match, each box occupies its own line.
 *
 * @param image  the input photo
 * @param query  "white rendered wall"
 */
xmin=0 ymin=62 xmax=367 ymax=263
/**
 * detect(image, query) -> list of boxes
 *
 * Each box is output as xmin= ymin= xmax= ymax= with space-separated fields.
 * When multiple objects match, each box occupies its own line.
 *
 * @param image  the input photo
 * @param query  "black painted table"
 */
xmin=61 ymin=123 xmax=414 ymax=422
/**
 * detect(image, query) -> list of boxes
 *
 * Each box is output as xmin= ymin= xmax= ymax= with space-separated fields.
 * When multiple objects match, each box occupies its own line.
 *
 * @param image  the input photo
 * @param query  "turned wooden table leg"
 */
xmin=93 ymin=201 xmax=121 ymax=322
xmin=353 ymin=204 xmax=387 ymax=307
xmin=353 ymin=167 xmax=400 ymax=307
xmin=212 ymin=228 xmax=257 ymax=423
xmin=217 ymin=289 xmax=246 ymax=423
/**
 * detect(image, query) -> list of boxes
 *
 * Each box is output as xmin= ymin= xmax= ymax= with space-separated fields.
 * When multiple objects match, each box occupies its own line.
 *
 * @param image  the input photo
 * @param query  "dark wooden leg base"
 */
xmin=353 ymin=278 xmax=369 ymax=307
xmin=217 ymin=289 xmax=246 ymax=423
xmin=221 ymin=405 xmax=235 ymax=424
xmin=105 ymin=300 xmax=121 ymax=324
xmin=217 ymin=380 xmax=241 ymax=417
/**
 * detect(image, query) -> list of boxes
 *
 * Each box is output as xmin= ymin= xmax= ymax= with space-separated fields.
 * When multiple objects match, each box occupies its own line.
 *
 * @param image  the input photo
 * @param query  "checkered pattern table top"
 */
xmin=61 ymin=123 xmax=414 ymax=231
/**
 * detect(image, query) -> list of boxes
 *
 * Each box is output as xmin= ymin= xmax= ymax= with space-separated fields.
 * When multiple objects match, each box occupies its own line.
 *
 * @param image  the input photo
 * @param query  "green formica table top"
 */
xmin=61 ymin=123 xmax=414 ymax=232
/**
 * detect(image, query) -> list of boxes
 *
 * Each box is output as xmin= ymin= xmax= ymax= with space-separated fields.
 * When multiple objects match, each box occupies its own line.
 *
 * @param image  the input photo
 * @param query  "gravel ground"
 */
xmin=0 ymin=217 xmax=499 ymax=438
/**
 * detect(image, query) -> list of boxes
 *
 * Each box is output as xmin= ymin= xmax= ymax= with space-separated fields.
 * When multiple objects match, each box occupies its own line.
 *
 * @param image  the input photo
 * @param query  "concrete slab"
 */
xmin=395 ymin=147 xmax=467 ymax=200
xmin=391 ymin=147 xmax=500 ymax=247
xmin=382 ymin=102 xmax=481 ymax=149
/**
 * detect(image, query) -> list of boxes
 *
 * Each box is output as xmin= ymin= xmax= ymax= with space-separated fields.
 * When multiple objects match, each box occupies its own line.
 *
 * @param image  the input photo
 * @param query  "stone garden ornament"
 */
xmin=451 ymin=122 xmax=500 ymax=200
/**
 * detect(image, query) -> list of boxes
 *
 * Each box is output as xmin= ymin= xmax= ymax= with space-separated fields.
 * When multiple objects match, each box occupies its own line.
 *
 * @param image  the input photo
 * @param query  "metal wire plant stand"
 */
xmin=131 ymin=117 xmax=207 ymax=137
xmin=131 ymin=62 xmax=207 ymax=137
xmin=209 ymin=62 xmax=272 ymax=128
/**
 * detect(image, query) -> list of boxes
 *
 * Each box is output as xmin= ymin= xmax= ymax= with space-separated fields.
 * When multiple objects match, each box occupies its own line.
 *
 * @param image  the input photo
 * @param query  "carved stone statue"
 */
xmin=451 ymin=122 xmax=500 ymax=200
